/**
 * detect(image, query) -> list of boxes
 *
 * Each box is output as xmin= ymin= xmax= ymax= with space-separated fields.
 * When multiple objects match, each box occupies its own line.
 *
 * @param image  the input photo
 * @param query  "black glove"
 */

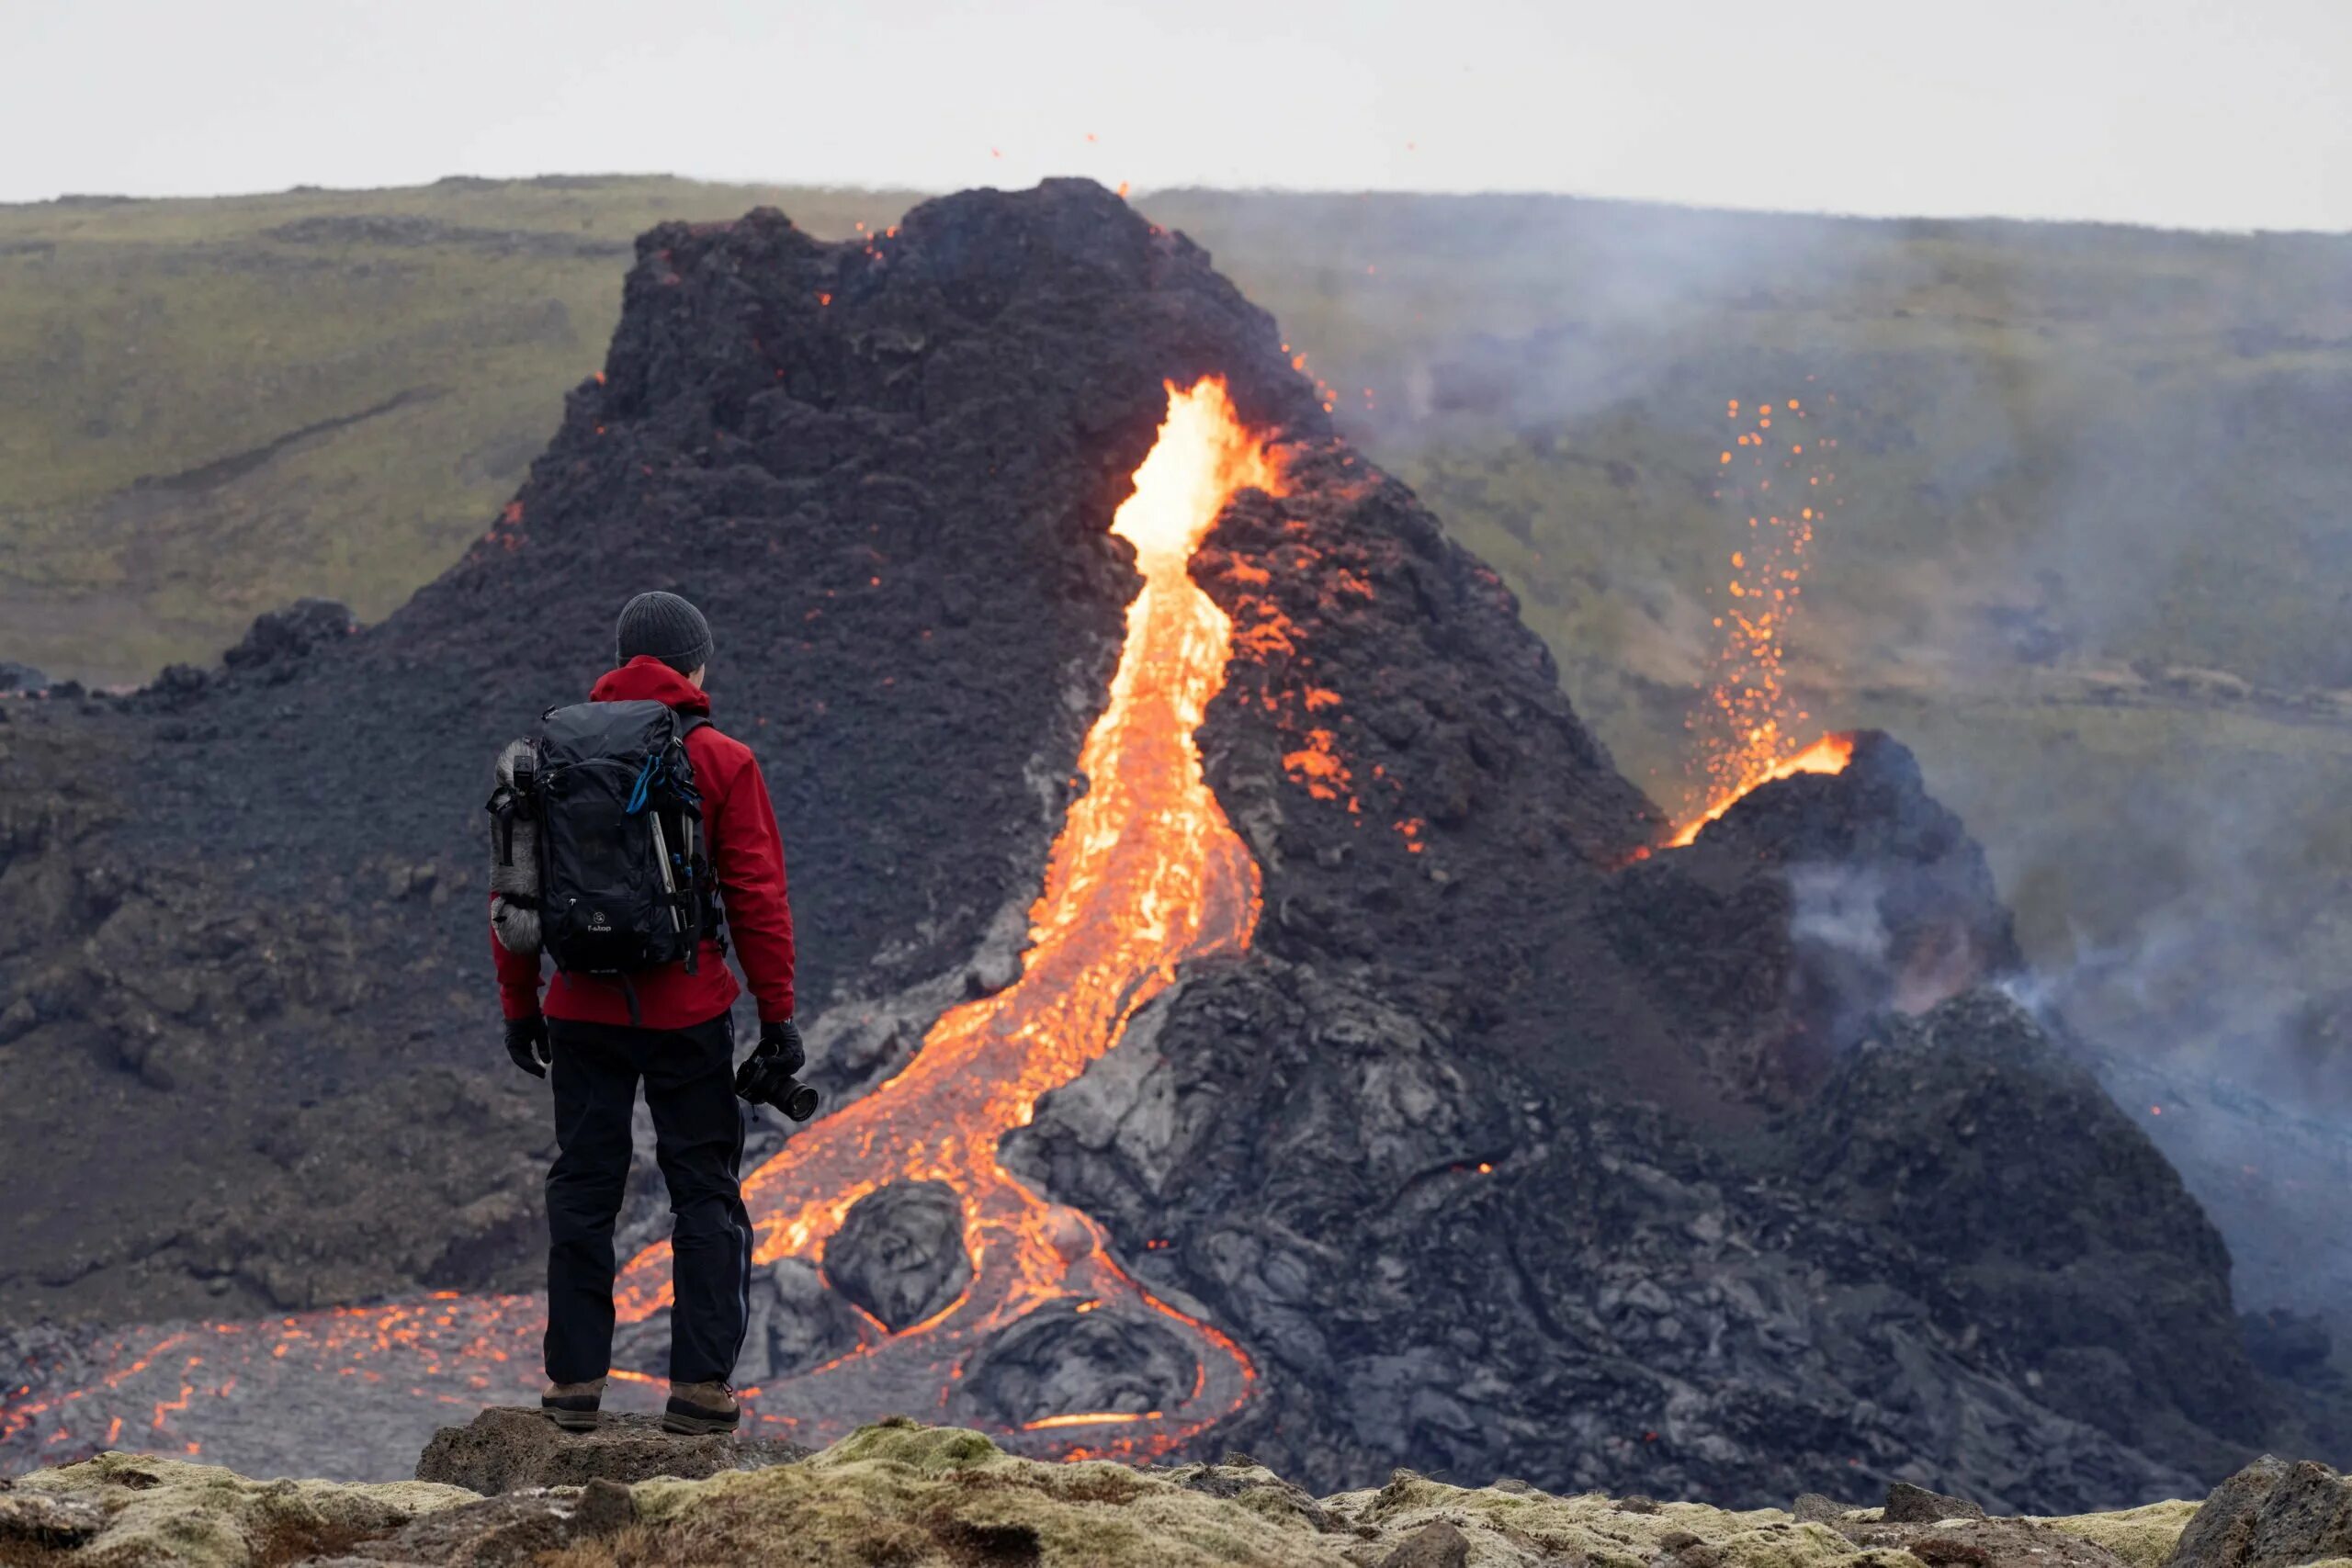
xmin=504 ymin=1015 xmax=550 ymax=1078
xmin=756 ymin=1018 xmax=807 ymax=1076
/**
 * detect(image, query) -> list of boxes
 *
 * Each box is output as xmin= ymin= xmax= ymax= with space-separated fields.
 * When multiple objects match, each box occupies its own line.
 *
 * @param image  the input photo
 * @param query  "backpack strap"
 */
xmin=670 ymin=713 xmax=721 ymax=965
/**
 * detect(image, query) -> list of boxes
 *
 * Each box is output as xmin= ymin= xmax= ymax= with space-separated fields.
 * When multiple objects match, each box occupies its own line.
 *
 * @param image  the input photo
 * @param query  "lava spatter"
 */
xmin=1672 ymin=393 xmax=1851 ymax=845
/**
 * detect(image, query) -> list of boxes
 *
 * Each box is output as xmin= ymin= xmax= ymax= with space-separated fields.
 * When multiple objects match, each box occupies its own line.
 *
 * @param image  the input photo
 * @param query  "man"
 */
xmin=493 ymin=590 xmax=803 ymax=1436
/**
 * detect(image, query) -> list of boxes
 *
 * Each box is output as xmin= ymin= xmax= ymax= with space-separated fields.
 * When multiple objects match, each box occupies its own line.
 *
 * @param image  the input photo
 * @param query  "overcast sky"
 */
xmin=12 ymin=0 xmax=2348 ymax=230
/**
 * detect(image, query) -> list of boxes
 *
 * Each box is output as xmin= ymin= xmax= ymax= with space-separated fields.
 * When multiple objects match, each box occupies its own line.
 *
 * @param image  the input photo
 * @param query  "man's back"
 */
xmin=493 ymin=654 xmax=797 ymax=1031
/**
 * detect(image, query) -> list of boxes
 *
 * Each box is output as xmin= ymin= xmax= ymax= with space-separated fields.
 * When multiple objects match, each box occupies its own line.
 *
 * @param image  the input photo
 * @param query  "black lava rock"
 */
xmin=221 ymin=597 xmax=356 ymax=671
xmin=1885 ymin=1482 xmax=1988 ymax=1523
xmin=414 ymin=1407 xmax=806 ymax=1495
xmin=2165 ymin=1455 xmax=2352 ymax=1568
xmin=953 ymin=1303 xmax=1198 ymax=1428
xmin=1789 ymin=991 xmax=2273 ymax=1472
xmin=823 ymin=1180 xmax=973 ymax=1332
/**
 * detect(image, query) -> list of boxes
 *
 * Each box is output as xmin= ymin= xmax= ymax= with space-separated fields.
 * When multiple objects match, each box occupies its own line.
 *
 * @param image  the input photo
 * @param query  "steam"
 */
xmin=1784 ymin=863 xmax=1893 ymax=1052
xmin=1789 ymin=863 xmax=1889 ymax=964
xmin=1788 ymin=863 xmax=1984 ymax=1046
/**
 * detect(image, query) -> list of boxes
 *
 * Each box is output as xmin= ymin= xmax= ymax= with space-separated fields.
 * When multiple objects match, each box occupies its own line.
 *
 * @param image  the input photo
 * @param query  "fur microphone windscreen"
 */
xmin=490 ymin=738 xmax=543 ymax=955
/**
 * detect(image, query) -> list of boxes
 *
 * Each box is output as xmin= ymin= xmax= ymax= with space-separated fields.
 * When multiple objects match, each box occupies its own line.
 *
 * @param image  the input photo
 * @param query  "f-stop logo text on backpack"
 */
xmin=487 ymin=700 xmax=723 ymax=1021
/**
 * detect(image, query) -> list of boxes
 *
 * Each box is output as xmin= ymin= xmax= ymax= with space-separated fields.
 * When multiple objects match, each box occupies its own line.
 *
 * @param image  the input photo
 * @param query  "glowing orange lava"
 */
xmin=611 ymin=376 xmax=1280 ymax=1450
xmin=1 ymin=378 xmax=1283 ymax=1470
xmin=1668 ymin=732 xmax=1856 ymax=847
xmin=1669 ymin=392 xmax=1850 ymax=846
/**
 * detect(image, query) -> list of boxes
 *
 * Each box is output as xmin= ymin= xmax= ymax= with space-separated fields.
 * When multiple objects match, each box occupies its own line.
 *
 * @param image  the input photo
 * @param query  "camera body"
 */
xmin=735 ymin=1052 xmax=820 ymax=1122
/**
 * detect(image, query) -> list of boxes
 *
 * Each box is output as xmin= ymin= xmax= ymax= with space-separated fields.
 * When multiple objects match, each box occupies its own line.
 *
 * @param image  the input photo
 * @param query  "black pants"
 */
xmin=544 ymin=1012 xmax=752 ymax=1386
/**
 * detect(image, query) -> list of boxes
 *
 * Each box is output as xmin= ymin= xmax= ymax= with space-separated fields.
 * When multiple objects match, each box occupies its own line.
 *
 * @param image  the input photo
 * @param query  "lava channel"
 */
xmin=0 ymin=377 xmax=1282 ymax=1471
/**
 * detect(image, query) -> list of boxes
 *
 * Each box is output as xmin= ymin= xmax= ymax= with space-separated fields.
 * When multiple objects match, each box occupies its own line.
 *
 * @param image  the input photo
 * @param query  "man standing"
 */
xmin=493 ymin=591 xmax=804 ymax=1436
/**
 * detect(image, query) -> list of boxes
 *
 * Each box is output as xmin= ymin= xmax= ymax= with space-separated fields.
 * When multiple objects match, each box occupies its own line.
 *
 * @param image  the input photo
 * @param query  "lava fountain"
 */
xmin=0 ymin=377 xmax=1282 ymax=1471
xmin=1669 ymin=393 xmax=1853 ymax=845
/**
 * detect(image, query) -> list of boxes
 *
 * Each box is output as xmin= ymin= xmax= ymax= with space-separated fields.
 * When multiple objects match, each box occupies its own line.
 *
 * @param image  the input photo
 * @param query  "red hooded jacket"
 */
xmin=493 ymin=658 xmax=797 ymax=1029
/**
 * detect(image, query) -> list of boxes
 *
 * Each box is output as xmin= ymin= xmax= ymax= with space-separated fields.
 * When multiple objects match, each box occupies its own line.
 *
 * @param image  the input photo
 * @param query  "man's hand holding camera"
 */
xmin=735 ymin=1018 xmax=819 ymax=1122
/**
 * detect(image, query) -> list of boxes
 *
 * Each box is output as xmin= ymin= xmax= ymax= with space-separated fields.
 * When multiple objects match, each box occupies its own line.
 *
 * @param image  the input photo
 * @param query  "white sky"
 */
xmin=12 ymin=0 xmax=2350 ymax=230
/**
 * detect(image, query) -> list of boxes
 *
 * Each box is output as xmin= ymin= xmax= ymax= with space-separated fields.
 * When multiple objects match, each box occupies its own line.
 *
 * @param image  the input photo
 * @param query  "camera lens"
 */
xmin=781 ymin=1081 xmax=820 ymax=1122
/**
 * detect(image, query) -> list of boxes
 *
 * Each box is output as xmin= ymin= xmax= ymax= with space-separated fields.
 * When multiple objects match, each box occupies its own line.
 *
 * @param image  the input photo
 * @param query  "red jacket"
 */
xmin=494 ymin=658 xmax=797 ymax=1028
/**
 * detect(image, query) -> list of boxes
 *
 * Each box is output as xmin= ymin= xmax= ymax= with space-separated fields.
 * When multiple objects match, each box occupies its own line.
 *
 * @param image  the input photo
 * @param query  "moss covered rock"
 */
xmin=0 ymin=1421 xmax=2239 ymax=1567
xmin=6 ymin=1450 xmax=471 ymax=1565
xmin=2034 ymin=1502 xmax=2204 ymax=1568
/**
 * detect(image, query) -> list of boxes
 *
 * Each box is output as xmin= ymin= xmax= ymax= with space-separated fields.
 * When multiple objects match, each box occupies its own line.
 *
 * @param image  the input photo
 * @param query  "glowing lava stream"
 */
xmin=613 ymin=377 xmax=1280 ymax=1454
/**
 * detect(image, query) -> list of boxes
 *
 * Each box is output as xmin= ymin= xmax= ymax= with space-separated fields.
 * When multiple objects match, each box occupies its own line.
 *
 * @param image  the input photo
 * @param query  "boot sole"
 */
xmin=662 ymin=1409 xmax=739 ymax=1436
xmin=542 ymin=1406 xmax=605 ymax=1433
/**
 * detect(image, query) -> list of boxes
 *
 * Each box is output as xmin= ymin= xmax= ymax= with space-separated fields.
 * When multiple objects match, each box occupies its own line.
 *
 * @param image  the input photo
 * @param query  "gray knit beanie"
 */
xmin=616 ymin=591 xmax=713 ymax=674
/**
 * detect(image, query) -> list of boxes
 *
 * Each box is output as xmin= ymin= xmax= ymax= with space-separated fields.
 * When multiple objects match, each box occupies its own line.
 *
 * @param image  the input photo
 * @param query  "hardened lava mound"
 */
xmin=1 ymin=180 xmax=2336 ymax=1503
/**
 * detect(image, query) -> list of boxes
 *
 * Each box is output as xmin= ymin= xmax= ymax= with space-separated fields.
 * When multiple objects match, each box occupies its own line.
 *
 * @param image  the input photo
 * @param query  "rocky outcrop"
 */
xmin=1883 ymin=1483 xmax=1990 ymax=1523
xmin=0 ymin=1484 xmax=103 ymax=1551
xmin=413 ymin=1407 xmax=805 ymax=1495
xmin=2 ymin=1418 xmax=2280 ymax=1568
xmin=219 ymin=597 xmax=356 ymax=675
xmin=2164 ymin=1455 xmax=2352 ymax=1568
xmin=1788 ymin=994 xmax=2272 ymax=1478
xmin=1 ymin=1450 xmax=469 ymax=1566
xmin=1011 ymin=979 xmax=2222 ymax=1510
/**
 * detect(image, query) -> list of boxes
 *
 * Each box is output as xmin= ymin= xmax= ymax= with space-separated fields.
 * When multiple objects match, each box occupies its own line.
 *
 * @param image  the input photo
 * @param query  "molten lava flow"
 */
xmin=609 ymin=376 xmax=1279 ymax=1450
xmin=1668 ymin=732 xmax=1856 ymax=847
xmin=0 ymin=378 xmax=1282 ymax=1471
xmin=1668 ymin=392 xmax=1852 ymax=846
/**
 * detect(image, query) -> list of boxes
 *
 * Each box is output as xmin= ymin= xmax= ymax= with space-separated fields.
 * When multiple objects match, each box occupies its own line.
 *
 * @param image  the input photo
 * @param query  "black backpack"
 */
xmin=487 ymin=701 xmax=721 ymax=1011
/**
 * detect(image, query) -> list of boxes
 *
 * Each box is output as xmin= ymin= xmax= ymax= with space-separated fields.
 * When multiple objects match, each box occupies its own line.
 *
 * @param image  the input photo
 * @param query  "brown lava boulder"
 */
xmin=2164 ymin=1455 xmax=2352 ymax=1568
xmin=413 ymin=1407 xmax=807 ymax=1495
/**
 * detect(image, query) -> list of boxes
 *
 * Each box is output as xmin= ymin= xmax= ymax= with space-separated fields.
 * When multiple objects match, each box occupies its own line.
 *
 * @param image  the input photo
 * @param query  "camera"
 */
xmin=735 ymin=1054 xmax=820 ymax=1122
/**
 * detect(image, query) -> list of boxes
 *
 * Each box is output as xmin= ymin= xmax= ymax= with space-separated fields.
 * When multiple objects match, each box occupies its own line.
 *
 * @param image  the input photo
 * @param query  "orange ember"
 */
xmin=610 ymin=376 xmax=1280 ymax=1450
xmin=1669 ymin=392 xmax=1849 ymax=845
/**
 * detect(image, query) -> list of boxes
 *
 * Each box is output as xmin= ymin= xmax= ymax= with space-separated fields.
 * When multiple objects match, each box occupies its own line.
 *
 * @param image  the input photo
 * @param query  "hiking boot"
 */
xmin=541 ymin=1377 xmax=607 ymax=1432
xmin=662 ymin=1380 xmax=740 ymax=1436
